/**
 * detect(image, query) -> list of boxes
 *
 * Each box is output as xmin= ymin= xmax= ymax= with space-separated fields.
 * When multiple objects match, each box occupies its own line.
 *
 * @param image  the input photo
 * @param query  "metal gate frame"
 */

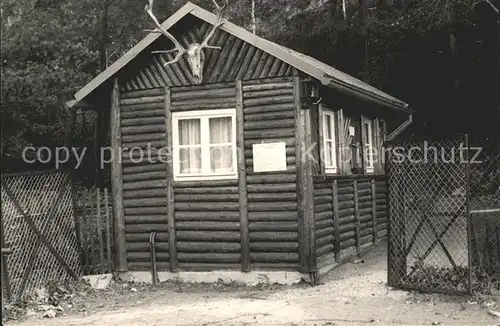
xmin=386 ymin=135 xmax=470 ymax=295
xmin=386 ymin=134 xmax=500 ymax=295
xmin=1 ymin=170 xmax=82 ymax=303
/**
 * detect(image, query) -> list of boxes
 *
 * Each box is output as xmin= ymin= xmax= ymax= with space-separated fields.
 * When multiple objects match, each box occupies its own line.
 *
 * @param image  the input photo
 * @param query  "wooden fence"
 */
xmin=313 ymin=175 xmax=388 ymax=271
xmin=74 ymin=187 xmax=115 ymax=275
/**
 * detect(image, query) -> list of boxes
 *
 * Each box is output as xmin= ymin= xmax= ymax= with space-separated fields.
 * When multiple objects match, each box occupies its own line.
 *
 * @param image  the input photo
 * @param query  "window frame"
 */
xmin=172 ymin=108 xmax=238 ymax=182
xmin=320 ymin=108 xmax=338 ymax=174
xmin=363 ymin=117 xmax=375 ymax=174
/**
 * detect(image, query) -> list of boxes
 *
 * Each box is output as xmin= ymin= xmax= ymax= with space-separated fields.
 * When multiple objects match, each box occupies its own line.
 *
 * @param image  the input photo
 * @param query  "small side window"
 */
xmin=363 ymin=118 xmax=375 ymax=173
xmin=321 ymin=110 xmax=337 ymax=174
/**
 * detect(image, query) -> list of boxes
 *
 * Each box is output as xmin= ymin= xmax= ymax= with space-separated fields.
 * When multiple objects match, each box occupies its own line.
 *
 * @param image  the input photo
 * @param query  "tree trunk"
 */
xmin=99 ymin=4 xmax=109 ymax=71
xmin=94 ymin=111 xmax=104 ymax=188
xmin=360 ymin=0 xmax=369 ymax=83
xmin=251 ymin=0 xmax=256 ymax=34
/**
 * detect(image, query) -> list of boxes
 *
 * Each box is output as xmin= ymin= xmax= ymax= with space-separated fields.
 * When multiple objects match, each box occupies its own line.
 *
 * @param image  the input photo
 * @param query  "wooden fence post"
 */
xmin=70 ymin=182 xmax=85 ymax=271
xmin=81 ymin=190 xmax=90 ymax=274
xmin=88 ymin=189 xmax=96 ymax=273
xmin=332 ymin=179 xmax=340 ymax=262
xmin=236 ymin=80 xmax=250 ymax=272
xmin=304 ymin=95 xmax=316 ymax=276
xmin=353 ymin=180 xmax=360 ymax=256
xmin=1 ymin=210 xmax=12 ymax=303
xmin=111 ymin=77 xmax=127 ymax=272
xmin=371 ymin=179 xmax=378 ymax=245
xmin=96 ymin=188 xmax=105 ymax=274
xmin=294 ymin=75 xmax=316 ymax=276
xmin=164 ymin=87 xmax=178 ymax=272
xmin=104 ymin=188 xmax=113 ymax=273
xmin=294 ymin=75 xmax=308 ymax=273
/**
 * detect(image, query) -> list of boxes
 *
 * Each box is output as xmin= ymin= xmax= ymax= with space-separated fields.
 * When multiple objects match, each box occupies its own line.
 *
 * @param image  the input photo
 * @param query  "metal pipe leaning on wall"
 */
xmin=149 ymin=232 xmax=158 ymax=284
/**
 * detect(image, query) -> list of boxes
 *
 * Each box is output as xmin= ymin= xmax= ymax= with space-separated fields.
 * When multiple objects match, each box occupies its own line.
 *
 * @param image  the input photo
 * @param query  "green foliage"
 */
xmin=1 ymin=2 xmax=95 ymax=162
xmin=0 ymin=0 xmax=145 ymax=170
xmin=1 ymin=0 xmax=498 ymax=175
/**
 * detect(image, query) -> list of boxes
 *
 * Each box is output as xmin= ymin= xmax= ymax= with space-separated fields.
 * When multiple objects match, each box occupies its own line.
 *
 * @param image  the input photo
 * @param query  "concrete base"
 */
xmin=82 ymin=273 xmax=113 ymax=290
xmin=315 ymin=240 xmax=385 ymax=283
xmin=119 ymin=270 xmax=309 ymax=286
xmin=316 ymin=261 xmax=340 ymax=281
xmin=118 ymin=241 xmax=387 ymax=287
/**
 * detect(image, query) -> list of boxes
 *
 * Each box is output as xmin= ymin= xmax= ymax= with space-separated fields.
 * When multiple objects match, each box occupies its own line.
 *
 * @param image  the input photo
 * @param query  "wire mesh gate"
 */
xmin=386 ymin=135 xmax=500 ymax=295
xmin=1 ymin=171 xmax=83 ymax=303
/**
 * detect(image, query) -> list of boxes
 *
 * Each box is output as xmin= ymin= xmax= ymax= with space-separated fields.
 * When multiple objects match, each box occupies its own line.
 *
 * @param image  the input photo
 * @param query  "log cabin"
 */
xmin=67 ymin=1 xmax=414 ymax=284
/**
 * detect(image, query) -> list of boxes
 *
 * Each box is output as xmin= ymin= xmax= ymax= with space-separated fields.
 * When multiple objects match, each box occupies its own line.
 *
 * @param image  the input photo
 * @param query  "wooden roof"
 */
xmin=69 ymin=2 xmax=411 ymax=113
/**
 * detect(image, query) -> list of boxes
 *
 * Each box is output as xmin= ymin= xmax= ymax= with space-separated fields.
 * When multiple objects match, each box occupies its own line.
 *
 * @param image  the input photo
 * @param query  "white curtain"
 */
xmin=323 ymin=114 xmax=334 ymax=168
xmin=364 ymin=121 xmax=373 ymax=168
xmin=323 ymin=114 xmax=333 ymax=167
xmin=209 ymin=117 xmax=232 ymax=173
xmin=178 ymin=119 xmax=201 ymax=173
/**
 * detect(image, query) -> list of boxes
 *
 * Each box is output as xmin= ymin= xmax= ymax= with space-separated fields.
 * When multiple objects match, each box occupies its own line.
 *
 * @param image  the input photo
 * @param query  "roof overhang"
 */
xmin=322 ymin=74 xmax=414 ymax=114
xmin=72 ymin=3 xmax=197 ymax=104
xmin=65 ymin=99 xmax=93 ymax=110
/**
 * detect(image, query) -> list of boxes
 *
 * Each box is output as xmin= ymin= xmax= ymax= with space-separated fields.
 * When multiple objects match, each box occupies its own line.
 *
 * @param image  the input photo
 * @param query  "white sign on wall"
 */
xmin=252 ymin=142 xmax=287 ymax=173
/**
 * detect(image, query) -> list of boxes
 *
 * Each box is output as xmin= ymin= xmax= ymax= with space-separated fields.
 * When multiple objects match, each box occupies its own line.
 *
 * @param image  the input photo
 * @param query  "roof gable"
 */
xmin=71 ymin=2 xmax=410 ymax=112
xmin=118 ymin=15 xmax=295 ymax=91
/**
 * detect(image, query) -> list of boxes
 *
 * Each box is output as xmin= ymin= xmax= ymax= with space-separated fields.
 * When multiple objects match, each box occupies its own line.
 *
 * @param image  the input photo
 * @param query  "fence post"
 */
xmin=1 ymin=216 xmax=12 ymax=306
xmin=164 ymin=86 xmax=178 ymax=272
xmin=81 ymin=189 xmax=90 ymax=274
xmin=96 ymin=188 xmax=105 ymax=274
xmin=353 ymin=179 xmax=360 ymax=256
xmin=332 ymin=179 xmax=340 ymax=262
xmin=88 ymin=189 xmax=96 ymax=273
xmin=104 ymin=188 xmax=113 ymax=273
xmin=465 ymin=133 xmax=473 ymax=295
xmin=236 ymin=80 xmax=250 ymax=273
xmin=70 ymin=180 xmax=85 ymax=273
xmin=111 ymin=77 xmax=127 ymax=273
xmin=371 ymin=179 xmax=378 ymax=245
xmin=386 ymin=143 xmax=397 ymax=286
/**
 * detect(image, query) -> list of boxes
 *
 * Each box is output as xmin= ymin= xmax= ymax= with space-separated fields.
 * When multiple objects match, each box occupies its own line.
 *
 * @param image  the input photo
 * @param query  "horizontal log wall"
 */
xmin=119 ymin=17 xmax=293 ymax=92
xmin=375 ymin=179 xmax=388 ymax=238
xmin=336 ymin=179 xmax=358 ymax=258
xmin=171 ymin=84 xmax=240 ymax=270
xmin=314 ymin=181 xmax=334 ymax=265
xmin=119 ymin=88 xmax=170 ymax=271
xmin=117 ymin=75 xmax=389 ymax=275
xmin=243 ymin=78 xmax=300 ymax=270
xmin=117 ymin=79 xmax=389 ymax=276
xmin=313 ymin=175 xmax=388 ymax=270
xmin=119 ymin=79 xmax=301 ymax=271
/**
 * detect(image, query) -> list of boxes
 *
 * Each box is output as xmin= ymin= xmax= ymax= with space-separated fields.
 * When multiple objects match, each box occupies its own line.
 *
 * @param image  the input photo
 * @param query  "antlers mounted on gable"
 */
xmin=144 ymin=0 xmax=228 ymax=84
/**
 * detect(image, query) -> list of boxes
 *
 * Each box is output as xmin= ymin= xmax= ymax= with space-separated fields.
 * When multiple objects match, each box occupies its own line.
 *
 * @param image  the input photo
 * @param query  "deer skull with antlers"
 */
xmin=145 ymin=0 xmax=227 ymax=84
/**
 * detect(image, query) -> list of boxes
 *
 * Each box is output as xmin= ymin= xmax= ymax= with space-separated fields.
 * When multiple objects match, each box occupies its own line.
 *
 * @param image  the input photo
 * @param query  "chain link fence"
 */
xmin=386 ymin=135 xmax=500 ymax=295
xmin=468 ymin=137 xmax=500 ymax=294
xmin=1 ymin=171 xmax=83 ymax=303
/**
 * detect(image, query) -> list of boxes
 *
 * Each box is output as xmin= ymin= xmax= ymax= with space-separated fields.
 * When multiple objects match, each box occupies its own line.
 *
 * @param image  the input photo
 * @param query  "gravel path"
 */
xmin=6 ymin=241 xmax=500 ymax=326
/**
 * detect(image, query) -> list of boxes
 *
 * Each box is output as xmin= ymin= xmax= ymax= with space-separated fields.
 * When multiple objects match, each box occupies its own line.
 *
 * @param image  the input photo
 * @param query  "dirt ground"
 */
xmin=5 ymin=241 xmax=500 ymax=326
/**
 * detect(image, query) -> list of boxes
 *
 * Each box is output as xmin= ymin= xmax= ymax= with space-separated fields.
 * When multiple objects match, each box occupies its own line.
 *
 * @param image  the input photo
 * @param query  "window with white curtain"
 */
xmin=172 ymin=109 xmax=237 ymax=181
xmin=363 ymin=118 xmax=375 ymax=173
xmin=321 ymin=110 xmax=337 ymax=173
